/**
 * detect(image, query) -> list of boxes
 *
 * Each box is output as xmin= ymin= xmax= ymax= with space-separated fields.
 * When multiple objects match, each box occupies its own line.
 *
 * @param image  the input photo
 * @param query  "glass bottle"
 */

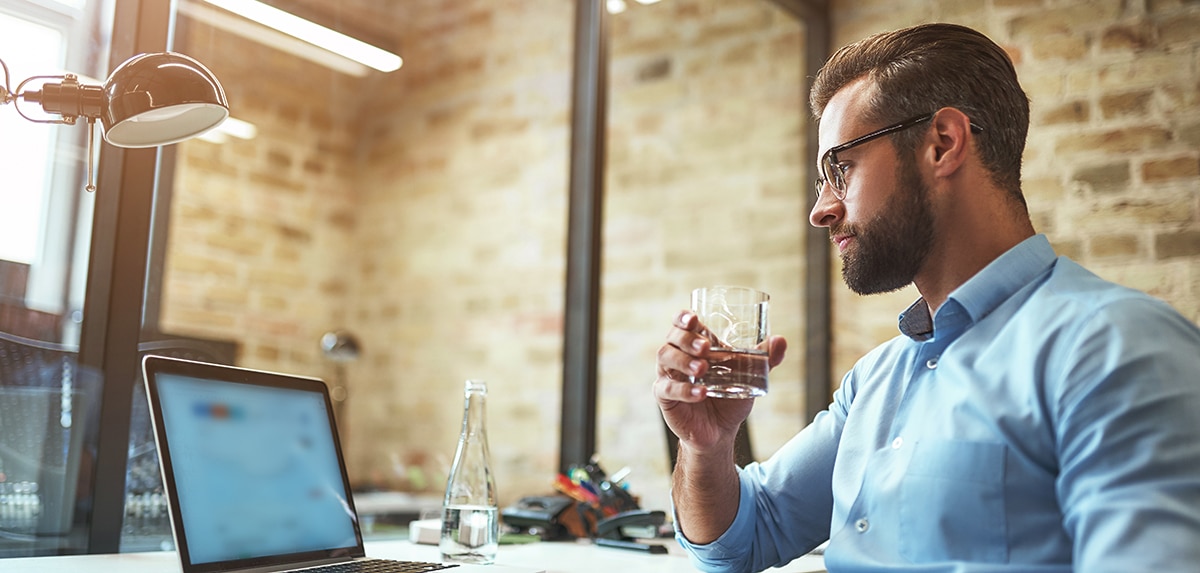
xmin=439 ymin=379 xmax=499 ymax=564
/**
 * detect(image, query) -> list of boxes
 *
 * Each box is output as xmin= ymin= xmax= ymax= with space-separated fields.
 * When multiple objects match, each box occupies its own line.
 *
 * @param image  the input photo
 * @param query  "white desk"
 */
xmin=2 ymin=538 xmax=826 ymax=573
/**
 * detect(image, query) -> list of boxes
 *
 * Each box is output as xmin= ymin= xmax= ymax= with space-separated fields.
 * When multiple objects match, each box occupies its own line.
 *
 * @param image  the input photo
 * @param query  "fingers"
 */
xmin=767 ymin=335 xmax=788 ymax=369
xmin=655 ymin=347 xmax=708 ymax=407
xmin=669 ymin=309 xmax=706 ymax=344
xmin=654 ymin=373 xmax=706 ymax=404
xmin=656 ymin=310 xmax=711 ymax=405
xmin=657 ymin=343 xmax=708 ymax=380
xmin=657 ymin=310 xmax=710 ymax=378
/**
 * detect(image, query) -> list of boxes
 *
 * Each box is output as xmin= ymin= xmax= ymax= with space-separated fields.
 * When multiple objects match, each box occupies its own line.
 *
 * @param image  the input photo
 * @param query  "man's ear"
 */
xmin=924 ymin=107 xmax=974 ymax=178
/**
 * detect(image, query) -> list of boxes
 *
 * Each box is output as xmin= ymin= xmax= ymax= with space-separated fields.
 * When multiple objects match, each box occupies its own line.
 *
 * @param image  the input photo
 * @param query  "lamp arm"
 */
xmin=13 ymin=75 xmax=90 ymax=125
xmin=4 ymin=65 xmax=100 ymax=192
xmin=0 ymin=56 xmax=96 ymax=192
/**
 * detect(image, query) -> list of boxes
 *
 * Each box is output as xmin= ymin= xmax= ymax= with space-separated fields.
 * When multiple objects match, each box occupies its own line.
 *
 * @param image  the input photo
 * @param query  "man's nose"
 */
xmin=809 ymin=188 xmax=843 ymax=228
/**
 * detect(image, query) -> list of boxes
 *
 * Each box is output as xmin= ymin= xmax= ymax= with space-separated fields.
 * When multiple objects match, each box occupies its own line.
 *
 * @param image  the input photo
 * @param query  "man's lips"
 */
xmin=831 ymin=233 xmax=854 ymax=251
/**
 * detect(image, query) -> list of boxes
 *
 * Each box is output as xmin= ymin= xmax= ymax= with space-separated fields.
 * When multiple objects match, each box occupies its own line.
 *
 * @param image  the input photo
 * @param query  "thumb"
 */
xmin=767 ymin=336 xmax=788 ymax=369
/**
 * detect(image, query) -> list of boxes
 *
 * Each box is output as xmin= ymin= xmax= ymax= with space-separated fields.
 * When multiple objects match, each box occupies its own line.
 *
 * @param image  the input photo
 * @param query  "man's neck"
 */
xmin=915 ymin=194 xmax=1035 ymax=314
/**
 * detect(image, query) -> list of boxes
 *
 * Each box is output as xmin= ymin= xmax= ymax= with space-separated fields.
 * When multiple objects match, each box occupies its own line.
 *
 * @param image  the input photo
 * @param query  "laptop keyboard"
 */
xmin=301 ymin=559 xmax=460 ymax=572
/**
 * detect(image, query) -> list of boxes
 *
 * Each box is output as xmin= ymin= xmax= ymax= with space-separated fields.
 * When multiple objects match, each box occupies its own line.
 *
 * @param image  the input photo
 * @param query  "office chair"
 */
xmin=0 ymin=330 xmax=96 ymax=538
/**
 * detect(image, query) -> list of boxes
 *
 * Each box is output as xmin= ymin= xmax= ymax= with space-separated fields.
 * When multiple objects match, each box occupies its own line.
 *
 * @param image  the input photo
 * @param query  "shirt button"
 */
xmin=855 ymin=518 xmax=869 ymax=533
xmin=926 ymin=357 xmax=939 ymax=369
xmin=891 ymin=437 xmax=903 ymax=449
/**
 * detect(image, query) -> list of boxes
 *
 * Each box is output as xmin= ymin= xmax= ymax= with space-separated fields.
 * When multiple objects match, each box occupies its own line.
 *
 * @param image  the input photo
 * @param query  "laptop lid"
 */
xmin=142 ymin=355 xmax=367 ymax=573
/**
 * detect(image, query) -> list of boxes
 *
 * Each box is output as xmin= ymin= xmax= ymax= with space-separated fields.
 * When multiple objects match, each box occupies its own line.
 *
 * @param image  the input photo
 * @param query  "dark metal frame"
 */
xmin=559 ymin=0 xmax=608 ymax=472
xmin=76 ymin=0 xmax=173 ymax=554
xmin=765 ymin=0 xmax=836 ymax=424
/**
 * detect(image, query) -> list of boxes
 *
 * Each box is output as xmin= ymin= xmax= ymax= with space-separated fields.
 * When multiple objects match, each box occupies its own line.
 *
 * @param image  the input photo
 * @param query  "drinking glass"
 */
xmin=689 ymin=286 xmax=770 ymax=399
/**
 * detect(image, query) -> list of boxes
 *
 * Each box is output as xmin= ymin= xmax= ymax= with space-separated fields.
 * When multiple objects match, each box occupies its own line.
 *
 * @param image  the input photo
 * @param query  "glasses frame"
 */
xmin=814 ymin=112 xmax=984 ymax=201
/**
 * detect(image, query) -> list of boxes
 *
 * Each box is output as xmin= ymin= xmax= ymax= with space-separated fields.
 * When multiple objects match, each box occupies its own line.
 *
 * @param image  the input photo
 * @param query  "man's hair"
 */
xmin=811 ymin=23 xmax=1030 ymax=202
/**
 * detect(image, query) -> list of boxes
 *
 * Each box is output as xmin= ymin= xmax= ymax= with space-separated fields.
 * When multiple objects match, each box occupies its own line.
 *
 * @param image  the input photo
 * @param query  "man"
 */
xmin=655 ymin=23 xmax=1200 ymax=572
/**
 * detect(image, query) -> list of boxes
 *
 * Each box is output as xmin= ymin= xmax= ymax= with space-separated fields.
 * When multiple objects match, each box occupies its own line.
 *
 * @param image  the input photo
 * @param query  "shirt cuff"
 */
xmin=671 ymin=469 xmax=756 ymax=563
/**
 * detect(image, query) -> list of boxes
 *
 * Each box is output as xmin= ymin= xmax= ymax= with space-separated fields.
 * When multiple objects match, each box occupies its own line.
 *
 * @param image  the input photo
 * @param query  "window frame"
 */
xmin=75 ymin=0 xmax=174 ymax=554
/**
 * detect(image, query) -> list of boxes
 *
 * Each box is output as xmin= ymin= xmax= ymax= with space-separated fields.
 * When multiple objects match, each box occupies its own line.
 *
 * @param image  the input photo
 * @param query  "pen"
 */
xmin=553 ymin=473 xmax=599 ymax=505
xmin=577 ymin=479 xmax=599 ymax=497
xmin=596 ymin=537 xmax=668 ymax=554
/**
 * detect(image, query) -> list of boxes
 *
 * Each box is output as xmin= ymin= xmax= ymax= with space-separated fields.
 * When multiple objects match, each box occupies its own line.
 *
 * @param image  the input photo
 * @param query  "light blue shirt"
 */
xmin=677 ymin=235 xmax=1200 ymax=572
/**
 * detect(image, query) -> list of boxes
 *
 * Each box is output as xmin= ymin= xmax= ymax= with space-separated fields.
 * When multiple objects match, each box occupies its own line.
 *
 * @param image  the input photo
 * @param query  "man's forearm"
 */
xmin=672 ymin=440 xmax=742 ymax=545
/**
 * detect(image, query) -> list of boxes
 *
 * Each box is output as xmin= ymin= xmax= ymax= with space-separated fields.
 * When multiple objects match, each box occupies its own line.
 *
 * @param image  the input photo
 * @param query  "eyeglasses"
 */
xmin=814 ymin=112 xmax=984 ymax=201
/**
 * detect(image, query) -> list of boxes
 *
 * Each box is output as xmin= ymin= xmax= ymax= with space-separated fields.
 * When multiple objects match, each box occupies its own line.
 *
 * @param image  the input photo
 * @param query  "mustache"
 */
xmin=830 ymin=223 xmax=857 ymax=238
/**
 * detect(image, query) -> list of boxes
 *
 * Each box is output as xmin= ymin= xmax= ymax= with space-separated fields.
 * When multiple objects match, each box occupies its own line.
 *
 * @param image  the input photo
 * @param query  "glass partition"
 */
xmin=0 ymin=0 xmax=116 ymax=557
xmin=127 ymin=0 xmax=574 ymax=549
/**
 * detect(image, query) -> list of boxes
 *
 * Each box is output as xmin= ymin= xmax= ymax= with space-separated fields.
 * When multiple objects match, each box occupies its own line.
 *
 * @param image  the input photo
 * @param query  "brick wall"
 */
xmin=161 ymin=0 xmax=1200 ymax=514
xmin=171 ymin=0 xmax=579 ymax=505
xmin=164 ymin=14 xmax=365 ymax=376
xmin=343 ymin=0 xmax=576 ymax=503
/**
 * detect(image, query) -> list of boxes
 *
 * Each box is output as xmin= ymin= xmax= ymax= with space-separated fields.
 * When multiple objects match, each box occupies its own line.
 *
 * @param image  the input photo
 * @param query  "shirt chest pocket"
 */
xmin=899 ymin=439 xmax=1008 ymax=563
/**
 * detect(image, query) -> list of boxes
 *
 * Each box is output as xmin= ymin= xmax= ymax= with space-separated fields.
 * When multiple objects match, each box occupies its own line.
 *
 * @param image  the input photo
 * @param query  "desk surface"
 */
xmin=3 ymin=538 xmax=826 ymax=573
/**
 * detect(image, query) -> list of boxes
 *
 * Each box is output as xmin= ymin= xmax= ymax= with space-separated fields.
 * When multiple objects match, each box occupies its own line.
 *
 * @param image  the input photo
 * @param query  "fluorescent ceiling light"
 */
xmin=200 ymin=0 xmax=402 ymax=73
xmin=180 ymin=1 xmax=370 ymax=76
xmin=216 ymin=116 xmax=257 ymax=140
xmin=635 ymin=0 xmax=662 ymax=4
xmin=198 ymin=116 xmax=257 ymax=144
xmin=607 ymin=0 xmax=627 ymax=14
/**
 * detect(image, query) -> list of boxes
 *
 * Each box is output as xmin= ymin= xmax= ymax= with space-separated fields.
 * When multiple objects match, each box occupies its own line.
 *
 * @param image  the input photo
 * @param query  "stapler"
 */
xmin=501 ymin=495 xmax=577 ymax=540
xmin=595 ymin=509 xmax=667 ymax=554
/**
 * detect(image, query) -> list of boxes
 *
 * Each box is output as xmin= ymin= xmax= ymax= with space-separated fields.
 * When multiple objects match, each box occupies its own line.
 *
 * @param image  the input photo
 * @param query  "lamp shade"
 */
xmin=101 ymin=52 xmax=229 ymax=148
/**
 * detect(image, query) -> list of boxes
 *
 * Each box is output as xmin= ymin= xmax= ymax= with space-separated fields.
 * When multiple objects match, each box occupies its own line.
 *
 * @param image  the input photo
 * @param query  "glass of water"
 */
xmin=689 ymin=286 xmax=770 ymax=399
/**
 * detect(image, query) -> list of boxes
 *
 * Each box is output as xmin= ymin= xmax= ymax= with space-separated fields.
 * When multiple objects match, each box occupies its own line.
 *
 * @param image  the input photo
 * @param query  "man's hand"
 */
xmin=654 ymin=310 xmax=788 ymax=454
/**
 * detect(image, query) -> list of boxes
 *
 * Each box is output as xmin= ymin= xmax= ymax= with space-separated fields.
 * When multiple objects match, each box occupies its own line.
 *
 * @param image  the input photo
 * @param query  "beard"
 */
xmin=835 ymin=156 xmax=936 ymax=295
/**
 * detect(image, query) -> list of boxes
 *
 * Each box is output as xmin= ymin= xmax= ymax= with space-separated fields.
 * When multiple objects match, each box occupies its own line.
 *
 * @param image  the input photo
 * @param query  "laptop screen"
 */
xmin=146 ymin=358 xmax=363 ymax=570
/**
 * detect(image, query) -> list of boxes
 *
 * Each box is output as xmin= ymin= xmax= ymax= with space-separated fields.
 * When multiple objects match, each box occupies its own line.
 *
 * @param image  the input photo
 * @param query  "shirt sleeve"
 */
xmin=674 ymin=376 xmax=848 ymax=572
xmin=1053 ymin=297 xmax=1200 ymax=572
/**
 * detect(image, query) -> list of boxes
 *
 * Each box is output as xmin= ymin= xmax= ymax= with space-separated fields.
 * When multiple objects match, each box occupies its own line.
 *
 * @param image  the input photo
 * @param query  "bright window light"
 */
xmin=0 ymin=13 xmax=62 ymax=264
xmin=201 ymin=0 xmax=402 ymax=73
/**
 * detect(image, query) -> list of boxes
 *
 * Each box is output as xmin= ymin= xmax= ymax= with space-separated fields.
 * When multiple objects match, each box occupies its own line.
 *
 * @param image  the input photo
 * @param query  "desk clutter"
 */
xmin=408 ymin=457 xmax=669 ymax=555
xmin=499 ymin=458 xmax=668 ymax=554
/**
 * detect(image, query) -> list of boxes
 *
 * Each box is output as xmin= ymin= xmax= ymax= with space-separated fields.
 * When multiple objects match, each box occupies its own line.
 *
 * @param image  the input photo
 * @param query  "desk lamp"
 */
xmin=0 ymin=51 xmax=229 ymax=191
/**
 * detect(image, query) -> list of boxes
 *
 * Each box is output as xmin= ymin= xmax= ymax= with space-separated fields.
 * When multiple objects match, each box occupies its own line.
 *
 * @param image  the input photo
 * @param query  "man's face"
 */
xmin=811 ymin=78 xmax=936 ymax=295
xmin=833 ymin=154 xmax=935 ymax=295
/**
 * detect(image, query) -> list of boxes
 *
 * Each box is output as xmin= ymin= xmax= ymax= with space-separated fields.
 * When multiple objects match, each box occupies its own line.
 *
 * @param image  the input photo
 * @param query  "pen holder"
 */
xmin=531 ymin=457 xmax=661 ymax=542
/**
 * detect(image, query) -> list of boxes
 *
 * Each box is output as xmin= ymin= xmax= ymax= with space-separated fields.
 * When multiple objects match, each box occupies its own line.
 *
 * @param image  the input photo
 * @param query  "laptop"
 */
xmin=142 ymin=355 xmax=542 ymax=573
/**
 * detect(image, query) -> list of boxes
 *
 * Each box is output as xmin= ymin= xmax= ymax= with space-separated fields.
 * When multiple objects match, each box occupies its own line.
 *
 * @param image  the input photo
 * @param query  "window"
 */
xmin=0 ymin=0 xmax=114 ymax=557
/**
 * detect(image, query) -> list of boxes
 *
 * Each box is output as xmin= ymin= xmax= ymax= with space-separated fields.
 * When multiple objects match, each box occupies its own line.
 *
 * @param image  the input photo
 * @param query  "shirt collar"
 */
xmin=897 ymin=234 xmax=1058 ymax=341
xmin=898 ymin=298 xmax=935 ymax=341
